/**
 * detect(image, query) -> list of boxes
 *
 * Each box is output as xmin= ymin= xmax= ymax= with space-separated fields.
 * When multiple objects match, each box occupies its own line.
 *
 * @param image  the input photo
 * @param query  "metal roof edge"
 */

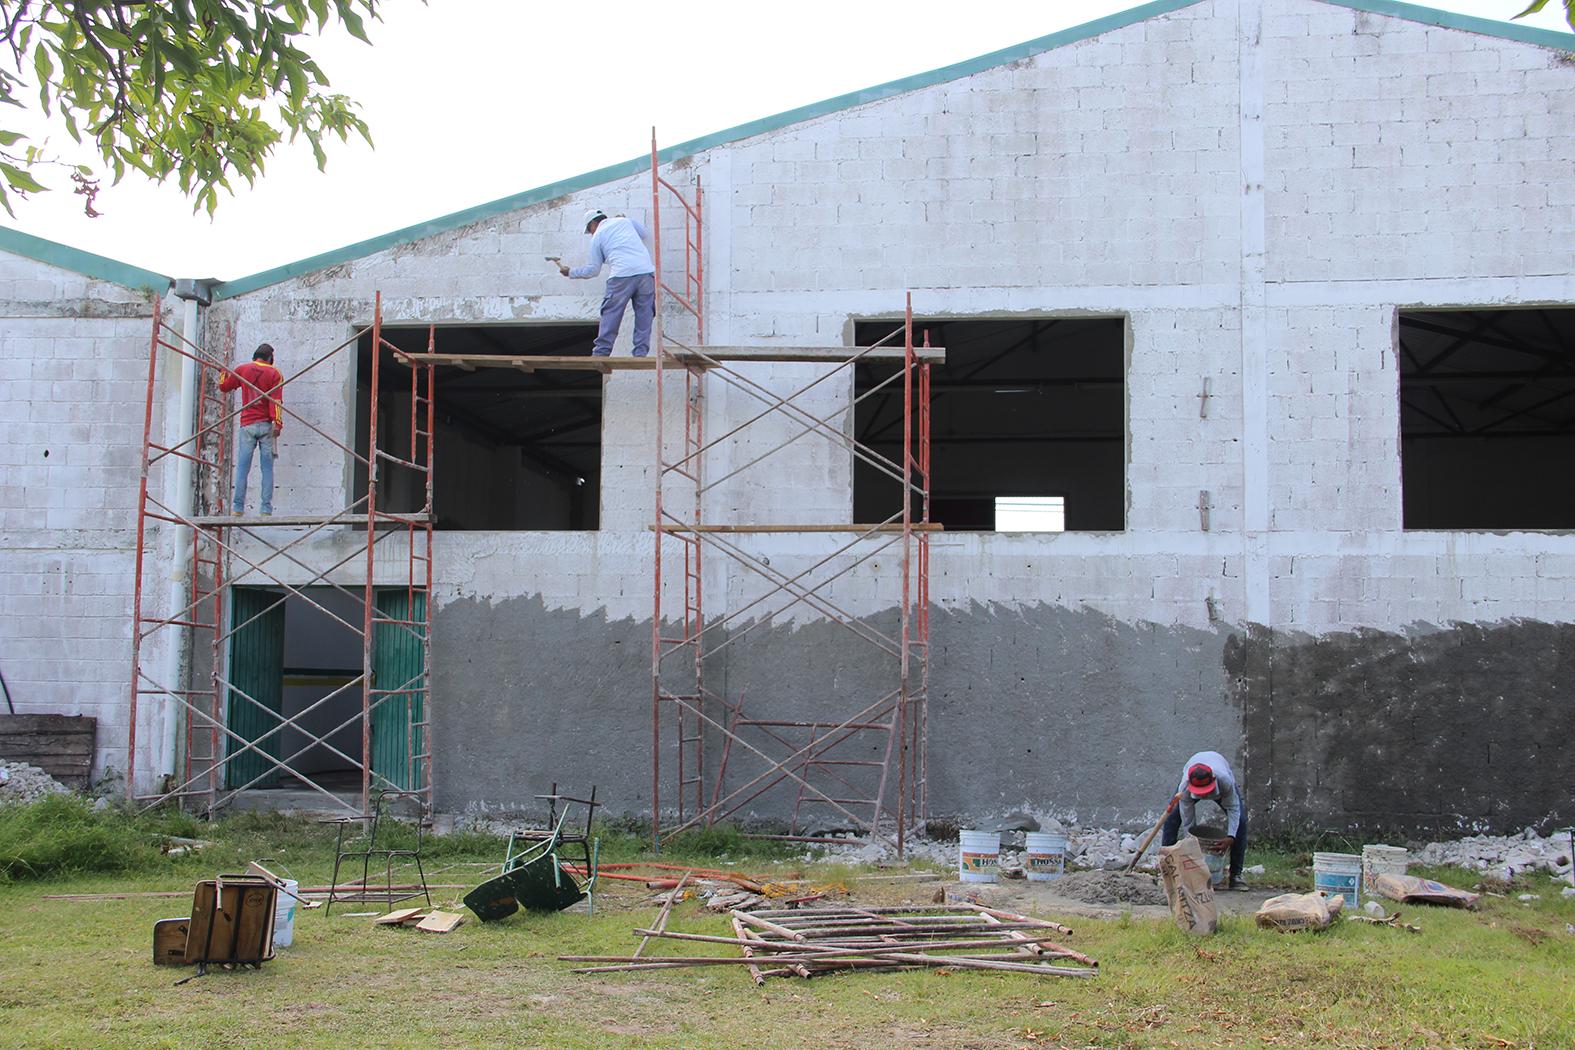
xmin=0 ymin=225 xmax=172 ymax=294
xmin=210 ymin=0 xmax=1207 ymax=301
xmin=1317 ymin=0 xmax=1575 ymax=50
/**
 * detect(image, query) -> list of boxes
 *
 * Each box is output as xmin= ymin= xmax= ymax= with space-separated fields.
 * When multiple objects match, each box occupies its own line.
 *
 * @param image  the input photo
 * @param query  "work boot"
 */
xmin=1227 ymin=877 xmax=1247 ymax=891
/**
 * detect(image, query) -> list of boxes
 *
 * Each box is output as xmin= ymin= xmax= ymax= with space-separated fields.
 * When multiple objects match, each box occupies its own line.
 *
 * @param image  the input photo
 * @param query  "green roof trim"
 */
xmin=0 ymin=225 xmax=171 ymax=294
xmin=1320 ymin=0 xmax=1575 ymax=50
xmin=210 ymin=0 xmax=1206 ymax=300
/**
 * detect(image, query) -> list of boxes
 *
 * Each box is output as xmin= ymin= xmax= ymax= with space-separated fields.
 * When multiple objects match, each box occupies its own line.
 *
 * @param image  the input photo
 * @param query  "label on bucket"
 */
xmin=960 ymin=851 xmax=998 ymax=873
xmin=1026 ymin=852 xmax=1064 ymax=870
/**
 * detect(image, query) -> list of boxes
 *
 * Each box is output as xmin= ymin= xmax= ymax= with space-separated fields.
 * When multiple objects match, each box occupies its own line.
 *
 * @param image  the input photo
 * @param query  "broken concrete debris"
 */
xmin=1412 ymin=828 xmax=1573 ymax=881
xmin=0 ymin=761 xmax=70 ymax=804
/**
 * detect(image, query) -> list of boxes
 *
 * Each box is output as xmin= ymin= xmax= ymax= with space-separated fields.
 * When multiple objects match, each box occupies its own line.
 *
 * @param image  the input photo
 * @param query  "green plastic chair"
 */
xmin=464 ymin=786 xmax=600 ymax=922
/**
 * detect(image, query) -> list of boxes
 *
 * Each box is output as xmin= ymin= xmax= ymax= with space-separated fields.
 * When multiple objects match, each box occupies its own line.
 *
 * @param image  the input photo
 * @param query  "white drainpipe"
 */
xmin=155 ymin=280 xmax=212 ymax=781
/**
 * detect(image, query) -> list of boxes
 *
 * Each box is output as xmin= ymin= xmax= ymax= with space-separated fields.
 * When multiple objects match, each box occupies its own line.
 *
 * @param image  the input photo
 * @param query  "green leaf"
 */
xmin=33 ymin=45 xmax=54 ymax=92
xmin=0 ymin=130 xmax=23 ymax=147
xmin=0 ymin=162 xmax=48 ymax=194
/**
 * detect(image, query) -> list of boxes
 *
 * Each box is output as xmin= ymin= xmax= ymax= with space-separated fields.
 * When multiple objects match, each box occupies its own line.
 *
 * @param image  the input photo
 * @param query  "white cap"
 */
xmin=583 ymin=208 xmax=608 ymax=231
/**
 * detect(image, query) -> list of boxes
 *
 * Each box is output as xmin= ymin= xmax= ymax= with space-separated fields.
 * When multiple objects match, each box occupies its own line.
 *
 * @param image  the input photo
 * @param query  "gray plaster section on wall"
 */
xmin=925 ymin=603 xmax=1237 ymax=827
xmin=431 ymin=594 xmax=1241 ymax=831
xmin=1230 ymin=621 xmax=1575 ymax=835
xmin=430 ymin=594 xmax=660 ymax=817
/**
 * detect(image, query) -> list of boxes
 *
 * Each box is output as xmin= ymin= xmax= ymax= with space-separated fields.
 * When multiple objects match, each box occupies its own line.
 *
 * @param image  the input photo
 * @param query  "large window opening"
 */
xmin=356 ymin=324 xmax=602 ymax=530
xmin=1400 ymin=308 xmax=1575 ymax=530
xmin=853 ymin=318 xmax=1126 ymax=532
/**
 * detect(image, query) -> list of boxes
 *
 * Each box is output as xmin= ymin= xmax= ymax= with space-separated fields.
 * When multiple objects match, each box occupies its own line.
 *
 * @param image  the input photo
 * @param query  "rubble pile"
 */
xmin=1067 ymin=828 xmax=1157 ymax=871
xmin=1049 ymin=869 xmax=1168 ymax=906
xmin=1414 ymin=827 xmax=1573 ymax=882
xmin=0 ymin=761 xmax=71 ymax=804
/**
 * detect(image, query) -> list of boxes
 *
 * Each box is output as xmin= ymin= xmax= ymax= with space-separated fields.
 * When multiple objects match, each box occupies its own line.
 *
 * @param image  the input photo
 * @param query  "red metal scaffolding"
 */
xmin=648 ymin=132 xmax=937 ymax=854
xmin=127 ymin=293 xmax=436 ymax=818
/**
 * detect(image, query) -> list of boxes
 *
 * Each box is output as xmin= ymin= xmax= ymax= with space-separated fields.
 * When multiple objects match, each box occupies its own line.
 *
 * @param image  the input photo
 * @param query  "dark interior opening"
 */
xmin=853 ymin=318 xmax=1126 ymax=532
xmin=279 ymin=588 xmax=361 ymax=780
xmin=355 ymin=325 xmax=602 ymax=530
xmin=1400 ymin=308 xmax=1575 ymax=530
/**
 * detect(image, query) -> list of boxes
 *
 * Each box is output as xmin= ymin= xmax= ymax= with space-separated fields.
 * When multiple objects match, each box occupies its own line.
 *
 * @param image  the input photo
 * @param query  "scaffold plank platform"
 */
xmin=393 ymin=345 xmax=946 ymax=371
xmin=189 ymin=513 xmax=432 ymax=527
xmin=651 ymin=523 xmax=944 ymax=534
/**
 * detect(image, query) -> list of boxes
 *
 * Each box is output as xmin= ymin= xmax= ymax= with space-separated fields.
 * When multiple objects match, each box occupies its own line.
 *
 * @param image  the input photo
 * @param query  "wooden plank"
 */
xmin=652 ymin=523 xmax=944 ymax=534
xmin=414 ymin=910 xmax=465 ymax=933
xmin=374 ymin=907 xmax=428 ymax=926
xmin=188 ymin=513 xmax=431 ymax=527
xmin=0 ymin=715 xmax=96 ymax=788
xmin=393 ymin=345 xmax=946 ymax=370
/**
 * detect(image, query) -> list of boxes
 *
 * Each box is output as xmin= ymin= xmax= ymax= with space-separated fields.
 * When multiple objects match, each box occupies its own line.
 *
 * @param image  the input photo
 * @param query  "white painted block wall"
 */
xmin=0 ymin=254 xmax=165 ymax=781
xmin=5 ymin=0 xmax=1575 ymax=790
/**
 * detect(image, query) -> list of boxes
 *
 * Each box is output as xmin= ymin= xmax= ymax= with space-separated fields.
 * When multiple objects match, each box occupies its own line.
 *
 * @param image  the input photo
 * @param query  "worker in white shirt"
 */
xmin=558 ymin=208 xmax=655 ymax=357
xmin=1160 ymin=750 xmax=1247 ymax=889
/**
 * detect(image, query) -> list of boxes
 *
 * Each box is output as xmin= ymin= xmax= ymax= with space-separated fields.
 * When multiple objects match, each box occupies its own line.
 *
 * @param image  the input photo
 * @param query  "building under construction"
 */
xmin=1 ymin=0 xmax=1573 ymax=837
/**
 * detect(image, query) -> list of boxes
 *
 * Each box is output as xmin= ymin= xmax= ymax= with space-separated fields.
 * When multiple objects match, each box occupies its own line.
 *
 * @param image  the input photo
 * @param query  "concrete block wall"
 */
xmin=7 ymin=0 xmax=1575 ymax=827
xmin=0 ymin=254 xmax=162 ymax=781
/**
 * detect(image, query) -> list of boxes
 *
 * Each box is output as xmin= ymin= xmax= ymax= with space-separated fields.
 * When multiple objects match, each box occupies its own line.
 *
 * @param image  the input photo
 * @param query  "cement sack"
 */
xmin=1157 ymin=837 xmax=1218 ymax=936
xmin=1371 ymin=873 xmax=1480 ymax=909
xmin=1254 ymin=891 xmax=1345 ymax=933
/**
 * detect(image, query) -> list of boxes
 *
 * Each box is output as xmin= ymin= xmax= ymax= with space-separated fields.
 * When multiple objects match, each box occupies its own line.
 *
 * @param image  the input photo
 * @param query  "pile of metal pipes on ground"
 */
xmin=562 ymin=904 xmax=1099 ymax=983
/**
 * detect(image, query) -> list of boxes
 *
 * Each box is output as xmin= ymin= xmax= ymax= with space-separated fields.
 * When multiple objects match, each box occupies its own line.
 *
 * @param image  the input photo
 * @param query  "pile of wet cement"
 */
xmin=1045 ymin=869 xmax=1168 ymax=906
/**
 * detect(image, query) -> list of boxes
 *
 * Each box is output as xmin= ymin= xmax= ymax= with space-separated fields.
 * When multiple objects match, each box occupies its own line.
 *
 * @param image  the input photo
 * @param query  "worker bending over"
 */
xmin=557 ymin=207 xmax=655 ymax=358
xmin=1160 ymin=750 xmax=1247 ymax=889
xmin=221 ymin=342 xmax=284 ymax=517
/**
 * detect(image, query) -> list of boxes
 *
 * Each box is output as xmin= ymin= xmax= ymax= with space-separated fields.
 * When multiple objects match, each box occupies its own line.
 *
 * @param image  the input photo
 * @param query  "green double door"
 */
xmin=225 ymin=588 xmax=426 ymax=792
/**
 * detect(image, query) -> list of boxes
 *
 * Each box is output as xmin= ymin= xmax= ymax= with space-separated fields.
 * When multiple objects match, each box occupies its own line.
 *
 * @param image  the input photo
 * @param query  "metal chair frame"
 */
xmin=323 ymin=789 xmax=432 ymax=915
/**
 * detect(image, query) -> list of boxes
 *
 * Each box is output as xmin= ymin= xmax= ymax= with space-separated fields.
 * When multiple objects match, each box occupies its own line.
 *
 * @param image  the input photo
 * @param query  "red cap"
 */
xmin=1186 ymin=763 xmax=1217 ymax=797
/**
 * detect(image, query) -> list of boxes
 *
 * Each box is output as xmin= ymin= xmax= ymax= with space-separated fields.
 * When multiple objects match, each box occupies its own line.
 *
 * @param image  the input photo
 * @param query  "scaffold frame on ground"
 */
xmin=647 ymin=132 xmax=936 ymax=855
xmin=127 ymin=293 xmax=435 ymax=819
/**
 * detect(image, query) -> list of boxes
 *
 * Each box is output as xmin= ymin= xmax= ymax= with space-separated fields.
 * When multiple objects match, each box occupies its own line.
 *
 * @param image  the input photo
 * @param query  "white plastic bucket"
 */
xmin=1313 ymin=852 xmax=1361 ymax=902
xmin=271 ymin=879 xmax=299 ymax=949
xmin=1362 ymin=845 xmax=1408 ymax=896
xmin=959 ymin=830 xmax=1001 ymax=883
xmin=1024 ymin=831 xmax=1068 ymax=881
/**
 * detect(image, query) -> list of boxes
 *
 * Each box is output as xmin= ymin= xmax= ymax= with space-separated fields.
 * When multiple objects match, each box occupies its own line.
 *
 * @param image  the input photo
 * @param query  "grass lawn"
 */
xmin=1 ymin=805 xmax=1572 ymax=1048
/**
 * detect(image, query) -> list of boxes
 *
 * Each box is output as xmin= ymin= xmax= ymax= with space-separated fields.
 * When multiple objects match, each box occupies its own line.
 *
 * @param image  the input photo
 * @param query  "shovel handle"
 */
xmin=1126 ymin=793 xmax=1182 ymax=872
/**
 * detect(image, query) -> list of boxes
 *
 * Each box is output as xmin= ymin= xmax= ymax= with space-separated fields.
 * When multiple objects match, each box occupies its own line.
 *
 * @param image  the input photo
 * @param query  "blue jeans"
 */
xmin=593 ymin=272 xmax=655 ymax=356
xmin=233 ymin=421 xmax=275 ymax=515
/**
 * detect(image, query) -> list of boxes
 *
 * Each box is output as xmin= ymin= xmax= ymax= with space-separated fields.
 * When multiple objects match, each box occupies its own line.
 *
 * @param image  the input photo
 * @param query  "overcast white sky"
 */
xmin=1 ymin=0 xmax=1569 ymax=280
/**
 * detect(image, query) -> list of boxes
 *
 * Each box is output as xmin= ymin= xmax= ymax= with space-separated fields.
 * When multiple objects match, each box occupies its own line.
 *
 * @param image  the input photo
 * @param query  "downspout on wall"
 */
xmin=155 ymin=277 xmax=215 ymax=781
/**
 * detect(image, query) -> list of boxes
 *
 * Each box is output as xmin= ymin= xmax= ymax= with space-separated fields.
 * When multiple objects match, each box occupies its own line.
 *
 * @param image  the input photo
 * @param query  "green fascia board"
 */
xmin=210 ymin=0 xmax=1571 ymax=302
xmin=1319 ymin=0 xmax=1575 ymax=50
xmin=0 ymin=225 xmax=172 ymax=294
xmin=210 ymin=0 xmax=1207 ymax=301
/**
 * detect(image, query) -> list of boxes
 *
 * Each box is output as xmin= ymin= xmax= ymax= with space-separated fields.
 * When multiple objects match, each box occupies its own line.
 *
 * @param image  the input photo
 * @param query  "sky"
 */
xmin=1 ymin=0 xmax=1570 ymax=281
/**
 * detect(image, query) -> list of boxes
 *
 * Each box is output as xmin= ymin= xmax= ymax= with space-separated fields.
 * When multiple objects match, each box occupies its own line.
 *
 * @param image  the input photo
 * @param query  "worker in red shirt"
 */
xmin=219 ymin=343 xmax=284 ymax=516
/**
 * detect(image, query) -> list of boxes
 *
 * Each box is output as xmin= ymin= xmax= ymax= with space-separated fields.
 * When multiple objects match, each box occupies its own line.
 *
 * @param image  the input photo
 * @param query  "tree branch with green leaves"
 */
xmin=0 ymin=0 xmax=385 ymax=217
xmin=1515 ymin=0 xmax=1575 ymax=31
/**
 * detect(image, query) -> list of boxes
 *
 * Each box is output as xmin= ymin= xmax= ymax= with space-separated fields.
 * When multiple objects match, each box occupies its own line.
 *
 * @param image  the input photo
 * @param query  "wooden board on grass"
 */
xmin=374 ymin=908 xmax=428 ymax=926
xmin=415 ymin=910 xmax=465 ymax=933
